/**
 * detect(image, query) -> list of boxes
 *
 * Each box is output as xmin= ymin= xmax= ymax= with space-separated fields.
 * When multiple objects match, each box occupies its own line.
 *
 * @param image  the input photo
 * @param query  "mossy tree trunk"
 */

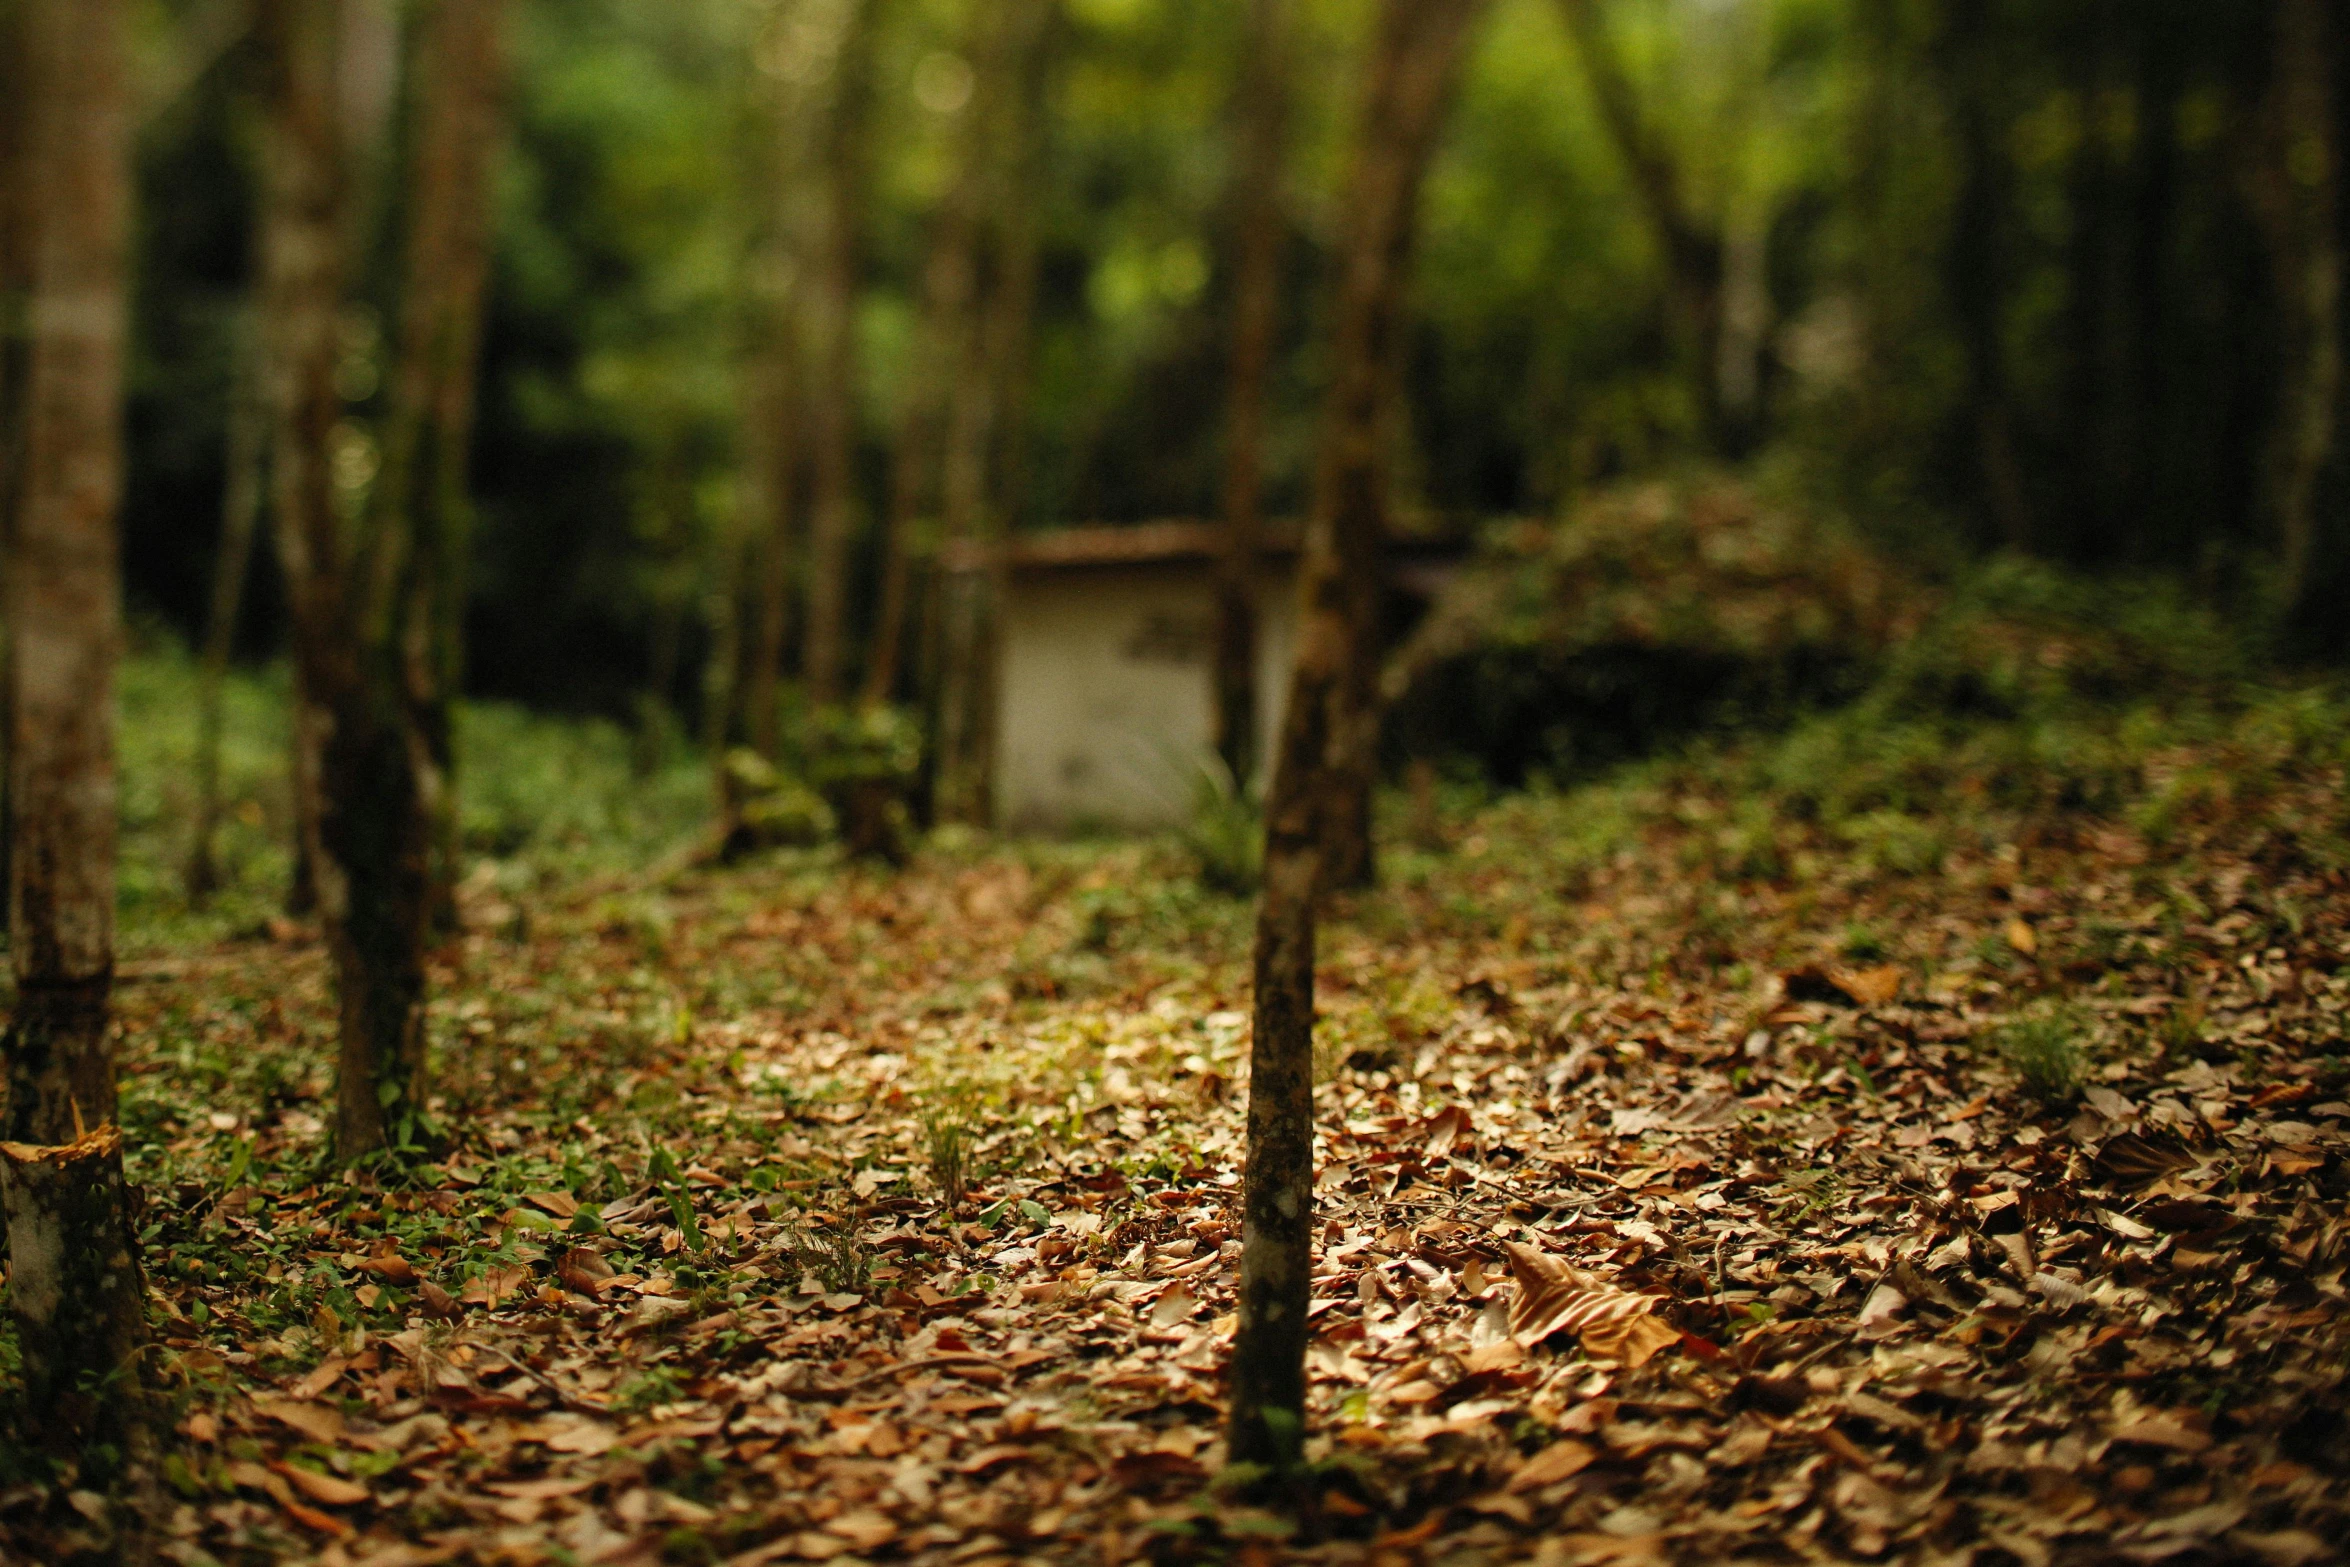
xmin=1228 ymin=0 xmax=1487 ymax=1476
xmin=0 ymin=0 xmax=151 ymax=1459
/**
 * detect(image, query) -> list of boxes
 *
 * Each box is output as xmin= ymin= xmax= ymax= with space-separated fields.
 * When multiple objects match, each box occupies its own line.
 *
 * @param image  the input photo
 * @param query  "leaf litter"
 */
xmin=13 ymin=721 xmax=2350 ymax=1566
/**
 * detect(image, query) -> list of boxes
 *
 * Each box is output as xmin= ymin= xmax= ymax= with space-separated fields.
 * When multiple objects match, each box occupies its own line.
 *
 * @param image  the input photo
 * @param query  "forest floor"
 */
xmin=11 ymin=664 xmax=2350 ymax=1566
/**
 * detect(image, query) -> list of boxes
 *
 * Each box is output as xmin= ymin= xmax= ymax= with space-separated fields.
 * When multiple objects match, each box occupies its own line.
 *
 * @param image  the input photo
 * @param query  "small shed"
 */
xmin=986 ymin=522 xmax=1301 ymax=833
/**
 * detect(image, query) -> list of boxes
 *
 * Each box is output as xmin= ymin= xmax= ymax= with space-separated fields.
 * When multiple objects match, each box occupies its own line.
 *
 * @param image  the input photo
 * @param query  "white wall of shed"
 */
xmin=994 ymin=562 xmax=1297 ymax=832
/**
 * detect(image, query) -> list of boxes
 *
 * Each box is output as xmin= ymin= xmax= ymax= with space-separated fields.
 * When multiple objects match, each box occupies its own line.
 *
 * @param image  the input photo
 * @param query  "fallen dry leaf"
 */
xmin=1150 ymin=1283 xmax=1198 ymax=1329
xmin=1510 ymin=1438 xmax=1597 ymax=1491
xmin=269 ymin=1462 xmax=369 ymax=1508
xmin=1504 ymin=1242 xmax=1672 ymax=1365
xmin=250 ymin=1396 xmax=345 ymax=1445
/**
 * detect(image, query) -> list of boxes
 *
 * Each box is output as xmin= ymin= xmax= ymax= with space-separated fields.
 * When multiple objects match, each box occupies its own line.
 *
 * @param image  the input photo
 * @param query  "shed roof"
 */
xmin=940 ymin=519 xmax=1305 ymax=574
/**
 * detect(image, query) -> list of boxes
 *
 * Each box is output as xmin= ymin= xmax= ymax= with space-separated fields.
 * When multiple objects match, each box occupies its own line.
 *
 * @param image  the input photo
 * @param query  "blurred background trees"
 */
xmin=106 ymin=0 xmax=2350 ymax=799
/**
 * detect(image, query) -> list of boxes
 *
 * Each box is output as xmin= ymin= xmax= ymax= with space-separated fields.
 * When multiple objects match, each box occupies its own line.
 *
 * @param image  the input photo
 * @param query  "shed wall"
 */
xmin=994 ymin=562 xmax=1297 ymax=831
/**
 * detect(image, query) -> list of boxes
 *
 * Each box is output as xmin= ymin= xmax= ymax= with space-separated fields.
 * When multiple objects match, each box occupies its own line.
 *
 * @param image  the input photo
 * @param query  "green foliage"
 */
xmin=804 ymin=705 xmax=924 ymax=863
xmin=720 ymin=749 xmax=836 ymax=852
xmin=115 ymin=638 xmax=715 ymax=948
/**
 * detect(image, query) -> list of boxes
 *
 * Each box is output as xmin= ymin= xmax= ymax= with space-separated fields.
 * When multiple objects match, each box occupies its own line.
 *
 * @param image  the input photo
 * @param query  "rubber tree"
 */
xmin=1934 ymin=0 xmax=2032 ymax=550
xmin=798 ymin=0 xmax=875 ymax=709
xmin=1228 ymin=0 xmax=1488 ymax=1475
xmin=2253 ymin=0 xmax=2342 ymax=626
xmin=933 ymin=0 xmax=1059 ymax=828
xmin=0 ymin=0 xmax=152 ymax=1457
xmin=187 ymin=309 xmax=265 ymax=905
xmin=259 ymin=0 xmax=502 ymax=1162
xmin=863 ymin=12 xmax=991 ymax=718
xmin=738 ymin=7 xmax=811 ymax=763
xmin=1214 ymin=0 xmax=1293 ymax=793
xmin=376 ymin=0 xmax=509 ymax=934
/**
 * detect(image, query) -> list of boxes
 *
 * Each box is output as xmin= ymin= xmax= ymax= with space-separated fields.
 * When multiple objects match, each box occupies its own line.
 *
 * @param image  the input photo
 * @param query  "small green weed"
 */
xmin=783 ymin=1221 xmax=871 ymax=1294
xmin=1995 ymin=1007 xmax=2089 ymax=1105
xmin=1840 ymin=923 xmax=1887 ymax=961
xmin=923 ymin=1110 xmax=969 ymax=1214
xmin=1180 ymin=759 xmax=1262 ymax=897
xmin=615 ymin=1364 xmax=686 ymax=1413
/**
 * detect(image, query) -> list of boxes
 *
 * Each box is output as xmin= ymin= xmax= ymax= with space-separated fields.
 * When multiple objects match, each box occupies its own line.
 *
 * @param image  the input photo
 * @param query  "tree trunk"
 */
xmin=376 ymin=0 xmax=507 ymax=935
xmin=4 ymin=0 xmax=130 ymax=1149
xmin=743 ymin=328 xmax=801 ymax=761
xmin=800 ymin=0 xmax=873 ymax=710
xmin=740 ymin=8 xmax=823 ymax=762
xmin=0 ymin=0 xmax=29 ymax=911
xmin=1215 ymin=0 xmax=1291 ymax=792
xmin=1 ymin=1127 xmax=149 ymax=1455
xmin=933 ymin=0 xmax=1058 ymax=829
xmin=0 ymin=0 xmax=149 ymax=1457
xmin=1938 ymin=0 xmax=2032 ymax=551
xmin=189 ymin=306 xmax=265 ymax=905
xmin=2256 ymin=0 xmax=2342 ymax=623
xmin=286 ymin=661 xmax=323 ymax=916
xmin=703 ymin=513 xmax=751 ymax=833
xmin=1553 ymin=0 xmax=1729 ymax=454
xmin=260 ymin=0 xmax=439 ymax=1163
xmin=860 ymin=402 xmax=929 ymax=713
xmin=1228 ymin=0 xmax=1487 ymax=1477
xmin=970 ymin=2 xmax=1056 ymax=824
xmin=862 ymin=28 xmax=997 ymax=720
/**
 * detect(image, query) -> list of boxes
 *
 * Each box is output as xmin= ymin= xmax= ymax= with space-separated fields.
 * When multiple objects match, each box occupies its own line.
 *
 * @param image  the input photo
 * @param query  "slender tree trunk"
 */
xmin=261 ymin=0 xmax=440 ymax=1162
xmin=931 ymin=323 xmax=997 ymax=824
xmin=2256 ymin=0 xmax=2342 ymax=622
xmin=742 ymin=331 xmax=801 ymax=760
xmin=862 ymin=54 xmax=990 ymax=718
xmin=1215 ymin=0 xmax=1291 ymax=792
xmin=933 ymin=0 xmax=1057 ymax=828
xmin=1553 ymin=0 xmax=1729 ymax=454
xmin=5 ymin=0 xmax=130 ymax=1149
xmin=286 ymin=660 xmax=323 ymax=915
xmin=1848 ymin=0 xmax=1900 ymax=430
xmin=2125 ymin=9 xmax=2183 ymax=562
xmin=740 ymin=8 xmax=826 ymax=763
xmin=860 ymin=404 xmax=929 ymax=712
xmin=1939 ymin=0 xmax=2032 ymax=551
xmin=703 ymin=515 xmax=749 ymax=822
xmin=0 ymin=0 xmax=29 ymax=909
xmin=376 ymin=0 xmax=506 ymax=935
xmin=0 ymin=0 xmax=151 ymax=1460
xmin=190 ymin=306 xmax=266 ymax=904
xmin=800 ymin=0 xmax=873 ymax=709
xmin=1229 ymin=0 xmax=1487 ymax=1476
xmin=970 ymin=1 xmax=1056 ymax=822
